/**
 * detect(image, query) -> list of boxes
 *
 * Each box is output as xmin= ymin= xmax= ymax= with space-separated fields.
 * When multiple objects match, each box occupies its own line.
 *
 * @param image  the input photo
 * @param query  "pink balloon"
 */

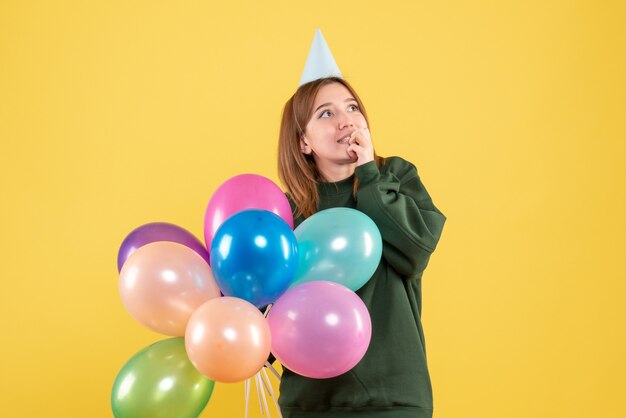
xmin=267 ymin=281 xmax=372 ymax=379
xmin=203 ymin=174 xmax=294 ymax=252
xmin=119 ymin=242 xmax=221 ymax=336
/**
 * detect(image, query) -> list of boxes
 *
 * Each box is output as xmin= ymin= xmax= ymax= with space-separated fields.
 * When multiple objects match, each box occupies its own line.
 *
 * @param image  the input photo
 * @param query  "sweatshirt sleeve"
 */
xmin=355 ymin=157 xmax=446 ymax=277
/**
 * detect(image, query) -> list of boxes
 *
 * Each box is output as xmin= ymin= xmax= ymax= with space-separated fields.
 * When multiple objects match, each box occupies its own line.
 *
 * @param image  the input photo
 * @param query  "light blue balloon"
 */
xmin=293 ymin=208 xmax=383 ymax=291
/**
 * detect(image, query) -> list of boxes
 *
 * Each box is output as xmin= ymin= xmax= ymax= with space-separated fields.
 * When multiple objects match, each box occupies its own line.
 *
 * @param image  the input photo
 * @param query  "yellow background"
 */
xmin=1 ymin=1 xmax=624 ymax=417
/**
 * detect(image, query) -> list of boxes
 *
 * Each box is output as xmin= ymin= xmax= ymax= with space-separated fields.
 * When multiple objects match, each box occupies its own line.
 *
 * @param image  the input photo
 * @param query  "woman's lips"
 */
xmin=337 ymin=135 xmax=351 ymax=144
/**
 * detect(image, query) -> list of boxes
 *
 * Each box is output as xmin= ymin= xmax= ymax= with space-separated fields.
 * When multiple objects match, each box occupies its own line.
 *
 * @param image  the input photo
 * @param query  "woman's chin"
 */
xmin=343 ymin=152 xmax=358 ymax=164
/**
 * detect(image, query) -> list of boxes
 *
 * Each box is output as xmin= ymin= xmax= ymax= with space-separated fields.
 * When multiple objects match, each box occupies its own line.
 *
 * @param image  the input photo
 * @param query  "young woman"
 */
xmin=277 ymin=76 xmax=446 ymax=418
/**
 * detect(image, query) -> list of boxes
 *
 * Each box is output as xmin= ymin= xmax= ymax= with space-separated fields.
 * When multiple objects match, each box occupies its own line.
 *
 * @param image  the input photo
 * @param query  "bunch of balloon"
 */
xmin=111 ymin=173 xmax=385 ymax=418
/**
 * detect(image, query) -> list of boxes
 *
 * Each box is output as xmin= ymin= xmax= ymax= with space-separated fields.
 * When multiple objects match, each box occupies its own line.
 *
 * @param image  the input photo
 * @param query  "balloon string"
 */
xmin=244 ymin=378 xmax=250 ymax=418
xmin=261 ymin=368 xmax=282 ymax=418
xmin=244 ymin=365 xmax=282 ymax=418
xmin=263 ymin=304 xmax=273 ymax=318
xmin=254 ymin=372 xmax=264 ymax=414
xmin=264 ymin=361 xmax=281 ymax=381
xmin=256 ymin=373 xmax=271 ymax=417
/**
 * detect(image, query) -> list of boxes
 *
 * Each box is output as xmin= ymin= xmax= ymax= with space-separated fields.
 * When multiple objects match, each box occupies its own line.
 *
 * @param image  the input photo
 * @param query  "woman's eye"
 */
xmin=319 ymin=110 xmax=332 ymax=118
xmin=348 ymin=104 xmax=359 ymax=112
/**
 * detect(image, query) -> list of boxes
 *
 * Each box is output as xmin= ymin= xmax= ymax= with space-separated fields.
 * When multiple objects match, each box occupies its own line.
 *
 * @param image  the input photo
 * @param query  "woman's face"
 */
xmin=301 ymin=82 xmax=368 ymax=167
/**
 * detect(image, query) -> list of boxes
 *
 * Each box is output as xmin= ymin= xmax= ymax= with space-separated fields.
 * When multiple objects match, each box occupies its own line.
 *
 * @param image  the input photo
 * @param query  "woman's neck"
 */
xmin=315 ymin=160 xmax=357 ymax=183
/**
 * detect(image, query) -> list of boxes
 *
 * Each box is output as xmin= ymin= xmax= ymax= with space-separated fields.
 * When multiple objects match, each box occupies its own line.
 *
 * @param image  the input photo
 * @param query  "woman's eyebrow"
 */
xmin=314 ymin=97 xmax=357 ymax=113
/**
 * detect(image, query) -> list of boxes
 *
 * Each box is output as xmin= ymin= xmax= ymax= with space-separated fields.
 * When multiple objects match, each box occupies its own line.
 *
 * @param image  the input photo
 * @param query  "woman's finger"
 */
xmin=349 ymin=128 xmax=372 ymax=147
xmin=347 ymin=143 xmax=365 ymax=159
xmin=348 ymin=135 xmax=374 ymax=165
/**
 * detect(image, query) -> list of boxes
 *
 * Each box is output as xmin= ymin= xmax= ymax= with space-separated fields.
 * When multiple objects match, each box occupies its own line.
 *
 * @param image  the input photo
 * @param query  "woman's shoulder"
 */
xmin=380 ymin=155 xmax=419 ymax=178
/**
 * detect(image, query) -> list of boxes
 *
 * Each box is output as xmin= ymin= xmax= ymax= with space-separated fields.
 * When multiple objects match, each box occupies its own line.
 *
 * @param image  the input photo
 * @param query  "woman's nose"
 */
xmin=338 ymin=113 xmax=354 ymax=129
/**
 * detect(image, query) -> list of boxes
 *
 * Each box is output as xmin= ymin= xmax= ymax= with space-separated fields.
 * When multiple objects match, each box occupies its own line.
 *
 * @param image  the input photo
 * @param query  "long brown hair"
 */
xmin=278 ymin=77 xmax=383 ymax=218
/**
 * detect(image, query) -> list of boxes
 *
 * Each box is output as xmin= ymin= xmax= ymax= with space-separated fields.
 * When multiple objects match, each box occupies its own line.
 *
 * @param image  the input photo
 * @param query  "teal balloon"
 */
xmin=111 ymin=338 xmax=215 ymax=418
xmin=292 ymin=208 xmax=383 ymax=291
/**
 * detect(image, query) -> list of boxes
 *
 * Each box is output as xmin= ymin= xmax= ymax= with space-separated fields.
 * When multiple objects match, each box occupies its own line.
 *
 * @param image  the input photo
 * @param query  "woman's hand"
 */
xmin=346 ymin=127 xmax=374 ymax=166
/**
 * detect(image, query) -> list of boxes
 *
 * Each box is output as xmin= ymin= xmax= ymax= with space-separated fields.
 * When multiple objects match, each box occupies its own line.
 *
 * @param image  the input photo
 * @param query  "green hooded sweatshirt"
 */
xmin=278 ymin=156 xmax=447 ymax=418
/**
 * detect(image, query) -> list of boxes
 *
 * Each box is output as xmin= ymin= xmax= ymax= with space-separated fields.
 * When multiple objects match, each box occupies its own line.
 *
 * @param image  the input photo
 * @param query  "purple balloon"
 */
xmin=117 ymin=223 xmax=209 ymax=272
xmin=267 ymin=281 xmax=372 ymax=379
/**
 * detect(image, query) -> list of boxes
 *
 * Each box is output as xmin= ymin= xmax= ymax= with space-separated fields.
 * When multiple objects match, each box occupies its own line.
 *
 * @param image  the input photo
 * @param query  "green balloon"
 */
xmin=111 ymin=338 xmax=215 ymax=418
xmin=292 ymin=208 xmax=383 ymax=291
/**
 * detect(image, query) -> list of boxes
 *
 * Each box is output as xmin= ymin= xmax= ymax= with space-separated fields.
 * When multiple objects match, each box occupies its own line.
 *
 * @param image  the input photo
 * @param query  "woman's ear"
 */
xmin=300 ymin=136 xmax=312 ymax=155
